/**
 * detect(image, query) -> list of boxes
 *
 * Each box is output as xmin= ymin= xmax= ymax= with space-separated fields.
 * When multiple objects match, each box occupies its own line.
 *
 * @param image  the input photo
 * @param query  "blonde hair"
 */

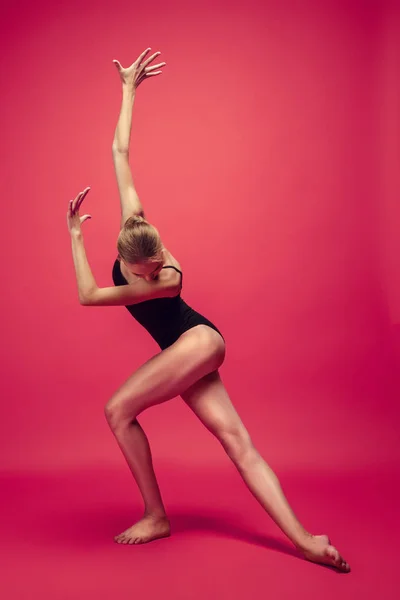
xmin=117 ymin=215 xmax=163 ymax=264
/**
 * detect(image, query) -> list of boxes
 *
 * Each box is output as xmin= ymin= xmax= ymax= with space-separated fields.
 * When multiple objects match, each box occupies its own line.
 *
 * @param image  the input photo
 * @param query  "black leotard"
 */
xmin=112 ymin=258 xmax=224 ymax=350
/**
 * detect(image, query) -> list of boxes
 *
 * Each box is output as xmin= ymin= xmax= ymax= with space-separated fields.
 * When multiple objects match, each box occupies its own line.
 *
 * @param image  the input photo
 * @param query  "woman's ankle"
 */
xmin=143 ymin=510 xmax=169 ymax=520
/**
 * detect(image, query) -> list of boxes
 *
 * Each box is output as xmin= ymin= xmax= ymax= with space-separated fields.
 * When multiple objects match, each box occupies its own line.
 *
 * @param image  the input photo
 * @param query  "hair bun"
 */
xmin=125 ymin=214 xmax=146 ymax=227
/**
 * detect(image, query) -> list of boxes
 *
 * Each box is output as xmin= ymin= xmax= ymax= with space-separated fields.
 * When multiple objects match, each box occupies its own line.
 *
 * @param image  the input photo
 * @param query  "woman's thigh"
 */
xmin=180 ymin=370 xmax=252 ymax=453
xmin=105 ymin=325 xmax=225 ymax=423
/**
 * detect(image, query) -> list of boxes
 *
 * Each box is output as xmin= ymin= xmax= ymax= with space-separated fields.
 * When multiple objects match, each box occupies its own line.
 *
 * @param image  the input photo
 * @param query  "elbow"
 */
xmin=79 ymin=289 xmax=97 ymax=306
xmin=112 ymin=145 xmax=129 ymax=155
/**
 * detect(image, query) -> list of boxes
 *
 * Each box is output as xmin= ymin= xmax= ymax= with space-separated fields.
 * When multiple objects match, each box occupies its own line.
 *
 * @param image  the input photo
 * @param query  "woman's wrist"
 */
xmin=122 ymin=83 xmax=136 ymax=98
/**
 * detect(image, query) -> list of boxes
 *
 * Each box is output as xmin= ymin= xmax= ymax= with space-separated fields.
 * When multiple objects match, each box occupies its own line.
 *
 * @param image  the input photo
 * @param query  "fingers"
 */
xmin=112 ymin=49 xmax=166 ymax=90
xmin=72 ymin=187 xmax=90 ymax=213
xmin=136 ymin=60 xmax=165 ymax=87
xmin=145 ymin=61 xmax=166 ymax=72
xmin=141 ymin=51 xmax=161 ymax=69
xmin=113 ymin=49 xmax=165 ymax=74
xmin=136 ymin=47 xmax=152 ymax=65
xmin=135 ymin=69 xmax=163 ymax=88
xmin=76 ymin=187 xmax=90 ymax=211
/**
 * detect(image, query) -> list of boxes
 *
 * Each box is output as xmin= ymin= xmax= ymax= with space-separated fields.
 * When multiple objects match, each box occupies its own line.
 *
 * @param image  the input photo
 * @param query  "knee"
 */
xmin=104 ymin=397 xmax=136 ymax=431
xmin=219 ymin=428 xmax=254 ymax=464
xmin=104 ymin=399 xmax=119 ymax=430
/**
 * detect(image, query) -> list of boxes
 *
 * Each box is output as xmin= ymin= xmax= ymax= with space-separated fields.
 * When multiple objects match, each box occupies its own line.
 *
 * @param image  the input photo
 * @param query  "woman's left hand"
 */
xmin=67 ymin=187 xmax=92 ymax=234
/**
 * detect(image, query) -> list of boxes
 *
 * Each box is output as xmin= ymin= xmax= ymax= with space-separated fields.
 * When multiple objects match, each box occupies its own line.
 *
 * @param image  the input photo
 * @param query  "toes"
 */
xmin=114 ymin=532 xmax=142 ymax=545
xmin=326 ymin=546 xmax=340 ymax=563
xmin=115 ymin=528 xmax=134 ymax=543
xmin=326 ymin=546 xmax=350 ymax=572
xmin=341 ymin=560 xmax=351 ymax=572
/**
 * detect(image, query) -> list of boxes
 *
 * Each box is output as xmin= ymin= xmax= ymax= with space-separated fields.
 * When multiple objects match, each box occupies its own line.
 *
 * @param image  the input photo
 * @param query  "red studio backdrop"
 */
xmin=1 ymin=1 xmax=399 ymax=599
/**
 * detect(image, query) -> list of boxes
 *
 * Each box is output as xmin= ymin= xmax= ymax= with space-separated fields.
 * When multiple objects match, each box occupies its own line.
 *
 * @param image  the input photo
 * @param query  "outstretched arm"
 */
xmin=112 ymin=48 xmax=166 ymax=228
xmin=112 ymin=87 xmax=143 ymax=227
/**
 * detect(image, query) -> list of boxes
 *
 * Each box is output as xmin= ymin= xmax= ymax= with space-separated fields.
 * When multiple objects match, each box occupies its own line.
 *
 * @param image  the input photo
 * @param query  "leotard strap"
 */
xmin=161 ymin=265 xmax=182 ymax=276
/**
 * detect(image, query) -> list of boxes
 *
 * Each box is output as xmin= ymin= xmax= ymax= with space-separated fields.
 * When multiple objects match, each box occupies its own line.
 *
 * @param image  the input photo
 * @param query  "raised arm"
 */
xmin=112 ymin=48 xmax=166 ymax=228
xmin=112 ymin=87 xmax=144 ymax=227
xmin=67 ymin=187 xmax=180 ymax=307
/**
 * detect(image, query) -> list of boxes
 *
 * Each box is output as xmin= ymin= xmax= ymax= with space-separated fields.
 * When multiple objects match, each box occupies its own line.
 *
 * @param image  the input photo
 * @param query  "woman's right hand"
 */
xmin=113 ymin=48 xmax=166 ymax=90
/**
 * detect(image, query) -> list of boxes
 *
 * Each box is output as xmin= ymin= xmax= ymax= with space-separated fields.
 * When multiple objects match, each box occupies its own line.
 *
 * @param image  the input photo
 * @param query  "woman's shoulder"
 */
xmin=162 ymin=247 xmax=182 ymax=272
xmin=115 ymin=247 xmax=182 ymax=285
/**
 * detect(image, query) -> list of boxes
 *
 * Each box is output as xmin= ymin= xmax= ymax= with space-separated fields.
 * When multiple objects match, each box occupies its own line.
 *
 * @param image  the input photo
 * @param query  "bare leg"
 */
xmin=104 ymin=326 xmax=225 ymax=544
xmin=107 ymin=418 xmax=171 ymax=545
xmin=181 ymin=371 xmax=351 ymax=572
xmin=233 ymin=445 xmax=313 ymax=546
xmin=230 ymin=444 xmax=350 ymax=571
xmin=110 ymin=418 xmax=167 ymax=518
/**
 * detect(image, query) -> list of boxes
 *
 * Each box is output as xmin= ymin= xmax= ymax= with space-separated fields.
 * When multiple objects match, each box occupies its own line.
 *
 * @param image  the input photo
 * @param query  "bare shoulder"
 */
xmin=161 ymin=247 xmax=182 ymax=272
xmin=118 ymin=246 xmax=182 ymax=291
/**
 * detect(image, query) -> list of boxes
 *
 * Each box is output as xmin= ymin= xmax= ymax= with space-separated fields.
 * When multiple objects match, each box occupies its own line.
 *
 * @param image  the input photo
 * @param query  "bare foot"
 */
xmin=114 ymin=514 xmax=171 ymax=545
xmin=297 ymin=535 xmax=350 ymax=573
xmin=298 ymin=534 xmax=351 ymax=572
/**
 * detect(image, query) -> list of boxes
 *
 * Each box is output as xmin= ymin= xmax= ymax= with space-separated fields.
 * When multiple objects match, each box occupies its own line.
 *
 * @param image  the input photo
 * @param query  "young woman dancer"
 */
xmin=67 ymin=48 xmax=350 ymax=573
